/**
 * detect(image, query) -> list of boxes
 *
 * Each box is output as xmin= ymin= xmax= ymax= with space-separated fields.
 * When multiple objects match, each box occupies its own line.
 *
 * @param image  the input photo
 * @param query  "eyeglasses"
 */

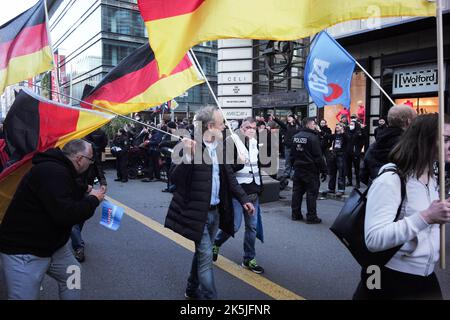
xmin=79 ymin=154 xmax=94 ymax=163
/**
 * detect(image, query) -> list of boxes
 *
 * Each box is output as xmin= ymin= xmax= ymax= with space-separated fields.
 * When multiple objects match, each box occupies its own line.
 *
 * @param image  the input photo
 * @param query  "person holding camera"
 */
xmin=290 ymin=118 xmax=327 ymax=224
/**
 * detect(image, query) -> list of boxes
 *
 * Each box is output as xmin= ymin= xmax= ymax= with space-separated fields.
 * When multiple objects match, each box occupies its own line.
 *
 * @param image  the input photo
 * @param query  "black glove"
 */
xmin=320 ymin=173 xmax=327 ymax=182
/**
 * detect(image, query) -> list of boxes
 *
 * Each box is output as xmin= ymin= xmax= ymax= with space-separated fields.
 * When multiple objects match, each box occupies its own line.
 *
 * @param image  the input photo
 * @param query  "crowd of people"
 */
xmin=1 ymin=104 xmax=450 ymax=301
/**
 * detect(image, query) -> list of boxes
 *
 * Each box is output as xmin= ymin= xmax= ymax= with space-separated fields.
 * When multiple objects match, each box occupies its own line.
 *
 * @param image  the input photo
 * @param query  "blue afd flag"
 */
xmin=100 ymin=200 xmax=124 ymax=231
xmin=304 ymin=31 xmax=356 ymax=108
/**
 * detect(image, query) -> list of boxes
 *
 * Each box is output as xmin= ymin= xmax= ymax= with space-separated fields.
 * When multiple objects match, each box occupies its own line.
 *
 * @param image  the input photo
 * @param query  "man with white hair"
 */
xmin=165 ymin=106 xmax=255 ymax=300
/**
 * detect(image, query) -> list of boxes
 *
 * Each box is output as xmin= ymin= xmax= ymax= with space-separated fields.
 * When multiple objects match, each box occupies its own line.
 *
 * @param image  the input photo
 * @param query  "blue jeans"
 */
xmin=215 ymin=197 xmax=258 ymax=262
xmin=186 ymin=209 xmax=220 ymax=300
xmin=0 ymin=243 xmax=81 ymax=300
xmin=71 ymin=223 xmax=85 ymax=250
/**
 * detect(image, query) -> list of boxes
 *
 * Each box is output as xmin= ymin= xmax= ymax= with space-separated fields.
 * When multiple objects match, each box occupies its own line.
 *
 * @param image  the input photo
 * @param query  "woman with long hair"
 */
xmin=354 ymin=113 xmax=450 ymax=299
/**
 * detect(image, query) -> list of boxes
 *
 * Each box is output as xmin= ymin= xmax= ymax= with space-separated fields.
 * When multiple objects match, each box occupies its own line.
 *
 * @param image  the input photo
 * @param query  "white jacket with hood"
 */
xmin=365 ymin=163 xmax=440 ymax=276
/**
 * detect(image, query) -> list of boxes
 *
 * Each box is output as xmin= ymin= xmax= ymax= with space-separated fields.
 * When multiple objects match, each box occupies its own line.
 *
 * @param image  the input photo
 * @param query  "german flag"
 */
xmin=83 ymin=43 xmax=204 ymax=115
xmin=0 ymin=0 xmax=53 ymax=94
xmin=138 ymin=0 xmax=435 ymax=76
xmin=0 ymin=89 xmax=113 ymax=221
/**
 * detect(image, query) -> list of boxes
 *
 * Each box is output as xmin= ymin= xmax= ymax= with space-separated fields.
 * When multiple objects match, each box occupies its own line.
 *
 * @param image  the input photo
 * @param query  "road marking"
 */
xmin=106 ymin=196 xmax=305 ymax=300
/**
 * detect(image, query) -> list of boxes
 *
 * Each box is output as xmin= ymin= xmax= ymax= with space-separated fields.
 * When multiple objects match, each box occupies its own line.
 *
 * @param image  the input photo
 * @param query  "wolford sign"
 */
xmin=393 ymin=64 xmax=440 ymax=95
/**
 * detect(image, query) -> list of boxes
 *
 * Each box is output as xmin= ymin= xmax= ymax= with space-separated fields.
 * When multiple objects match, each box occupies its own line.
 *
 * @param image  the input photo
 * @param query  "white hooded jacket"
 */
xmin=365 ymin=163 xmax=440 ymax=276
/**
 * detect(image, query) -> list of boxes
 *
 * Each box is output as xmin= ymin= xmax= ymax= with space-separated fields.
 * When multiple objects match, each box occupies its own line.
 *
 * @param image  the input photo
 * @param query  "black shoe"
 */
xmin=121 ymin=179 xmax=128 ymax=183
xmin=162 ymin=188 xmax=170 ymax=193
xmin=184 ymin=291 xmax=201 ymax=300
xmin=74 ymin=248 xmax=85 ymax=263
xmin=291 ymin=214 xmax=303 ymax=221
xmin=242 ymin=259 xmax=264 ymax=274
xmin=306 ymin=217 xmax=322 ymax=224
xmin=280 ymin=178 xmax=289 ymax=190
xmin=114 ymin=178 xmax=121 ymax=182
xmin=141 ymin=178 xmax=154 ymax=182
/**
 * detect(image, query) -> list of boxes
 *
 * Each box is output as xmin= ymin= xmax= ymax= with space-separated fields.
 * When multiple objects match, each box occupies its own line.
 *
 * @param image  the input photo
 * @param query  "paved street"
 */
xmin=1 ymin=168 xmax=450 ymax=300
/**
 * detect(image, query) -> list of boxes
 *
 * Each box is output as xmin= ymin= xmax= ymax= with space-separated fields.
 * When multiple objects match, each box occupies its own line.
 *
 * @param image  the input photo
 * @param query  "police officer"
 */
xmin=290 ymin=117 xmax=327 ymax=224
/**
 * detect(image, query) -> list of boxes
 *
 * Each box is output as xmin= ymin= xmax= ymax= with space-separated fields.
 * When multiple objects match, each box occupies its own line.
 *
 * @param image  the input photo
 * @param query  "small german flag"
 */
xmin=83 ymin=42 xmax=204 ymax=115
xmin=0 ymin=0 xmax=53 ymax=94
xmin=0 ymin=88 xmax=113 ymax=221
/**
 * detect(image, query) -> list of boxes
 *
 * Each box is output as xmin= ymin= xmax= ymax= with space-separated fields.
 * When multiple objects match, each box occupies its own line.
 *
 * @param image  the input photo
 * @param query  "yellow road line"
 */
xmin=106 ymin=196 xmax=305 ymax=300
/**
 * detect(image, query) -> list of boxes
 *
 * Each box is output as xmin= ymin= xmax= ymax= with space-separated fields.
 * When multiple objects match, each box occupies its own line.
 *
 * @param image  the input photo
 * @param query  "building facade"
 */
xmin=47 ymin=0 xmax=216 ymax=119
xmin=217 ymin=39 xmax=310 ymax=121
xmin=324 ymin=2 xmax=450 ymax=141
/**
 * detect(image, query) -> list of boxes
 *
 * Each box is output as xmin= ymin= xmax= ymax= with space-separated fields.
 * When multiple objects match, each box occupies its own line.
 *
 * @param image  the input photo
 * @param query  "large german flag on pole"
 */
xmin=83 ymin=43 xmax=204 ymax=115
xmin=138 ymin=0 xmax=435 ymax=76
xmin=0 ymin=89 xmax=113 ymax=221
xmin=0 ymin=0 xmax=53 ymax=94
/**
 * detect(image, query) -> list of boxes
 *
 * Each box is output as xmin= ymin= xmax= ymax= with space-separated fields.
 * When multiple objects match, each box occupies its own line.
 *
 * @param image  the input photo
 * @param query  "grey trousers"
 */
xmin=0 ymin=242 xmax=81 ymax=300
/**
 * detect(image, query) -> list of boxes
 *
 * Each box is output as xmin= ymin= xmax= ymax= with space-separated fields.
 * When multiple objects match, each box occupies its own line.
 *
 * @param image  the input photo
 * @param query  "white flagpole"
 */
xmin=189 ymin=48 xmax=249 ymax=158
xmin=188 ymin=49 xmax=233 ymax=130
xmin=436 ymin=0 xmax=446 ymax=269
xmin=353 ymin=60 xmax=395 ymax=106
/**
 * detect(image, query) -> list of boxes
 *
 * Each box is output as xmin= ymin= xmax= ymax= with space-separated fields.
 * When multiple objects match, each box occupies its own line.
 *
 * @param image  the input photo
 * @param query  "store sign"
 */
xmin=218 ymin=72 xmax=252 ymax=84
xmin=218 ymin=84 xmax=252 ymax=96
xmin=218 ymin=60 xmax=253 ymax=72
xmin=218 ymin=96 xmax=252 ymax=107
xmin=393 ymin=64 xmax=439 ymax=94
xmin=221 ymin=108 xmax=252 ymax=119
xmin=254 ymin=89 xmax=308 ymax=108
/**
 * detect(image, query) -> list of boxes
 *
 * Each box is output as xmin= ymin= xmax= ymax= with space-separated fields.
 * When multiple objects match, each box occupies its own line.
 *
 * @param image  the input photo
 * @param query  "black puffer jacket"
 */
xmin=0 ymin=148 xmax=100 ymax=257
xmin=165 ymin=143 xmax=249 ymax=243
xmin=360 ymin=127 xmax=404 ymax=185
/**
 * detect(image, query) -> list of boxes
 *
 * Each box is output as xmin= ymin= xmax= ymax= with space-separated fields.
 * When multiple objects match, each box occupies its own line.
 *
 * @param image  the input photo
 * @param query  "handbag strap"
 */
xmin=377 ymin=166 xmax=406 ymax=221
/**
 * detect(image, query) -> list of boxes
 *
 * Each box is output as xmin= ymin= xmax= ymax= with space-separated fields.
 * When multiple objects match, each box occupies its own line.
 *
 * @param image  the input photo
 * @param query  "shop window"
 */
xmin=394 ymin=97 xmax=438 ymax=115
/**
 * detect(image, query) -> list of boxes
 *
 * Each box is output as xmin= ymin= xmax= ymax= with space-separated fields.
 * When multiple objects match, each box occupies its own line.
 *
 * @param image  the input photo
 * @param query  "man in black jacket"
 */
xmin=361 ymin=105 xmax=417 ymax=185
xmin=165 ymin=106 xmax=254 ymax=300
xmin=318 ymin=119 xmax=332 ymax=165
xmin=159 ymin=121 xmax=178 ymax=192
xmin=290 ymin=117 xmax=327 ymax=224
xmin=345 ymin=119 xmax=364 ymax=189
xmin=374 ymin=118 xmax=387 ymax=140
xmin=0 ymin=139 xmax=105 ymax=299
xmin=273 ymin=114 xmax=300 ymax=187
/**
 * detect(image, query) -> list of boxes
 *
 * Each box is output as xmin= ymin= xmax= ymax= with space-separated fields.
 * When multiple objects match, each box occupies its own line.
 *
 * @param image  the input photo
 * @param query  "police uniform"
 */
xmin=290 ymin=127 xmax=327 ymax=222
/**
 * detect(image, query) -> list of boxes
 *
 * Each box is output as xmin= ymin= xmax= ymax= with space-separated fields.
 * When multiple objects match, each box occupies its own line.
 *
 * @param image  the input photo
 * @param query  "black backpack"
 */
xmin=330 ymin=166 xmax=406 ymax=267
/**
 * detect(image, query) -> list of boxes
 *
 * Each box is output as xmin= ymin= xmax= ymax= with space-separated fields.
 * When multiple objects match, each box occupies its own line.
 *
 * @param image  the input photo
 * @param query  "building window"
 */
xmin=102 ymin=6 xmax=146 ymax=38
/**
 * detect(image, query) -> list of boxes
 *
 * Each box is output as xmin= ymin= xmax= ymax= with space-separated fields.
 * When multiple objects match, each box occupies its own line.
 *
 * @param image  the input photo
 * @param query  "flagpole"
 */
xmin=188 ymin=49 xmax=234 ymax=132
xmin=25 ymin=83 xmax=182 ymax=141
xmin=436 ymin=0 xmax=446 ymax=269
xmin=353 ymin=60 xmax=395 ymax=107
xmin=189 ymin=48 xmax=250 ymax=158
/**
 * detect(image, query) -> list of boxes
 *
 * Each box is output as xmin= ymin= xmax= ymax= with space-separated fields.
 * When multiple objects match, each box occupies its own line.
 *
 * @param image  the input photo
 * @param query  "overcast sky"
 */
xmin=0 ymin=0 xmax=40 ymax=26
